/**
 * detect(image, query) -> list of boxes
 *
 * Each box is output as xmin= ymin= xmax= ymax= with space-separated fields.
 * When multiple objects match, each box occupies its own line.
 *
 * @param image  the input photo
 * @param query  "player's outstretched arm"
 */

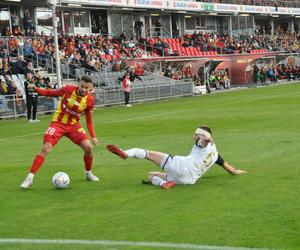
xmin=31 ymin=85 xmax=67 ymax=97
xmin=222 ymin=161 xmax=247 ymax=175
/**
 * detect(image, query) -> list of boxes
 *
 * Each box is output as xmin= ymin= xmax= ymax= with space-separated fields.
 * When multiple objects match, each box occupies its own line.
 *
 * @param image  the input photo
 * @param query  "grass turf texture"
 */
xmin=0 ymin=83 xmax=299 ymax=250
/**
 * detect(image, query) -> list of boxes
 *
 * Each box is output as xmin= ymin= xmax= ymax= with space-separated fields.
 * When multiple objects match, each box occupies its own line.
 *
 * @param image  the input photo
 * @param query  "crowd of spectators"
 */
xmin=208 ymin=70 xmax=231 ymax=89
xmin=0 ymin=29 xmax=299 ymax=74
xmin=162 ymin=63 xmax=232 ymax=93
xmin=180 ymin=31 xmax=300 ymax=54
xmin=163 ymin=64 xmax=195 ymax=80
xmin=253 ymin=63 xmax=300 ymax=83
xmin=0 ymin=73 xmax=23 ymax=113
xmin=0 ymin=26 xmax=299 ymax=92
xmin=195 ymin=0 xmax=299 ymax=8
xmin=0 ymin=35 xmax=55 ymax=114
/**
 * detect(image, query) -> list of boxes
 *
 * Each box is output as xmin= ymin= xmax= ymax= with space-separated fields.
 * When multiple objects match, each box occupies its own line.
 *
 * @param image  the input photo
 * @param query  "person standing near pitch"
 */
xmin=107 ymin=126 xmax=246 ymax=189
xmin=21 ymin=75 xmax=99 ymax=189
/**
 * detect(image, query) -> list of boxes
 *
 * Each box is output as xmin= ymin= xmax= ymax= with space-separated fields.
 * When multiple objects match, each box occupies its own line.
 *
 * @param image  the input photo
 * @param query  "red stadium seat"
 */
xmin=186 ymin=48 xmax=192 ymax=56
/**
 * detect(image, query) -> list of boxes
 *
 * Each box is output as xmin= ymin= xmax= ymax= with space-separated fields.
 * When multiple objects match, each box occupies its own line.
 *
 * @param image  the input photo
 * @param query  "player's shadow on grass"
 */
xmin=201 ymin=174 xmax=225 ymax=179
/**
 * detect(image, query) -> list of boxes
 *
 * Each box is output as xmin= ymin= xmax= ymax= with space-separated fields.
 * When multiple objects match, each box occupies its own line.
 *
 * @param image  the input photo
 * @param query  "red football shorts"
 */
xmin=43 ymin=122 xmax=89 ymax=146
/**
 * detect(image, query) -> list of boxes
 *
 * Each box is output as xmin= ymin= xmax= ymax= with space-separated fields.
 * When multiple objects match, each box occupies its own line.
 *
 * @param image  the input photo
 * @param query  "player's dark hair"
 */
xmin=81 ymin=75 xmax=93 ymax=84
xmin=199 ymin=125 xmax=212 ymax=135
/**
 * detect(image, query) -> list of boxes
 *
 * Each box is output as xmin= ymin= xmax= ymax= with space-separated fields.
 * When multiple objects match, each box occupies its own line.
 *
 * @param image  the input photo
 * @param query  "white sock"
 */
xmin=28 ymin=173 xmax=35 ymax=179
xmin=125 ymin=148 xmax=147 ymax=159
xmin=151 ymin=176 xmax=166 ymax=187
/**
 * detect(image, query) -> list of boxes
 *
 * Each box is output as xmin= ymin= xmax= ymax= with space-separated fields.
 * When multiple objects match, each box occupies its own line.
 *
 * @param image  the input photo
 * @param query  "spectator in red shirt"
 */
xmin=134 ymin=63 xmax=144 ymax=76
xmin=122 ymin=73 xmax=132 ymax=107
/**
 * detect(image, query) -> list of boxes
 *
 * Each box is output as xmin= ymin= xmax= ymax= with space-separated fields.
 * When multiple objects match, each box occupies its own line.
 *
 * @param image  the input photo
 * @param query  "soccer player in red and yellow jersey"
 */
xmin=21 ymin=75 xmax=99 ymax=189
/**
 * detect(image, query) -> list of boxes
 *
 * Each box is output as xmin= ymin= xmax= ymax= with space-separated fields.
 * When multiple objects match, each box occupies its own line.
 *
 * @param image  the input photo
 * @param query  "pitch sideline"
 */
xmin=0 ymin=238 xmax=274 ymax=250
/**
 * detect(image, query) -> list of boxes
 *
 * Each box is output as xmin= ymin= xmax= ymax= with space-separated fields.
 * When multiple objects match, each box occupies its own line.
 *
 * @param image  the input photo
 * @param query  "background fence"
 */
xmin=0 ymin=80 xmax=193 ymax=119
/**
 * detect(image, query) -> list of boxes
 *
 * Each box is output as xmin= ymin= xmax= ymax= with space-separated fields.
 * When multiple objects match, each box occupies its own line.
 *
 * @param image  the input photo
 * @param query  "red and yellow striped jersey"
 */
xmin=35 ymin=85 xmax=94 ymax=126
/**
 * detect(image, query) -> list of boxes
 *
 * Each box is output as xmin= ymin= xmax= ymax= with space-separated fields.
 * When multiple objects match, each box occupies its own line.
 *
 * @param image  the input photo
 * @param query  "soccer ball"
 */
xmin=52 ymin=172 xmax=70 ymax=189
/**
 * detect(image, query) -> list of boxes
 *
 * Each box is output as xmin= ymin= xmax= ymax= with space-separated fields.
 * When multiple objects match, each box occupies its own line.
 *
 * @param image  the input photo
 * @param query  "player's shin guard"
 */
xmin=29 ymin=154 xmax=45 ymax=174
xmin=125 ymin=148 xmax=147 ymax=159
xmin=84 ymin=155 xmax=93 ymax=171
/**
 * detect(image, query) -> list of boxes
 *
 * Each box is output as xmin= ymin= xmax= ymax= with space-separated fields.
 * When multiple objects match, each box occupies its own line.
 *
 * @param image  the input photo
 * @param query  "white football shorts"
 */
xmin=160 ymin=154 xmax=196 ymax=185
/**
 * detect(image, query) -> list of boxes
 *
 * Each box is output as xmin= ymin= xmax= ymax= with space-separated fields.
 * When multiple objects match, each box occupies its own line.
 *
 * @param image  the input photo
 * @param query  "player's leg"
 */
xmin=146 ymin=171 xmax=175 ymax=190
xmin=146 ymin=150 xmax=168 ymax=166
xmin=20 ymin=142 xmax=54 ymax=189
xmin=79 ymin=139 xmax=99 ymax=181
xmin=107 ymin=145 xmax=176 ymax=189
xmin=124 ymin=91 xmax=129 ymax=105
xmin=26 ymin=97 xmax=32 ymax=121
xmin=68 ymin=126 xmax=99 ymax=182
xmin=107 ymin=145 xmax=148 ymax=160
xmin=107 ymin=145 xmax=165 ymax=166
xmin=32 ymin=98 xmax=39 ymax=122
xmin=21 ymin=124 xmax=63 ymax=189
xmin=146 ymin=171 xmax=166 ymax=186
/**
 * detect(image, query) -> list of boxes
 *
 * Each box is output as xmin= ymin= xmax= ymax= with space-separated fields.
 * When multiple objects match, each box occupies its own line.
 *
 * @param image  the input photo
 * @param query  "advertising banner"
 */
xmin=241 ymin=5 xmax=266 ymax=14
xmin=61 ymin=0 xmax=296 ymax=16
xmin=62 ymin=0 xmax=127 ymax=5
xmin=266 ymin=6 xmax=291 ymax=14
xmin=215 ymin=3 xmax=240 ymax=13
xmin=168 ymin=1 xmax=203 ymax=12
xmin=290 ymin=8 xmax=300 ymax=15
xmin=127 ymin=0 xmax=167 ymax=9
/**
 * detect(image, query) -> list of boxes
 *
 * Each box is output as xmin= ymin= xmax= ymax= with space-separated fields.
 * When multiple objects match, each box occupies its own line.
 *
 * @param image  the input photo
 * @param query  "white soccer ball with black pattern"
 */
xmin=52 ymin=172 xmax=70 ymax=189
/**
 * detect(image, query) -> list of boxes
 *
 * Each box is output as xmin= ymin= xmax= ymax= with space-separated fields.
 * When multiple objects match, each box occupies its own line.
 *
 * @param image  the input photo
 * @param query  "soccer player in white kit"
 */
xmin=107 ymin=126 xmax=246 ymax=189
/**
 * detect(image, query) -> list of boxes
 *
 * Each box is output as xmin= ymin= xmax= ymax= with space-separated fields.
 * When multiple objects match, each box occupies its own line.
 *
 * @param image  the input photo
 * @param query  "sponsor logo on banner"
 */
xmin=168 ymin=1 xmax=203 ymax=11
xmin=64 ymin=0 xmax=126 ymax=4
xmin=267 ymin=7 xmax=290 ymax=14
xmin=134 ymin=0 xmax=164 ymax=7
xmin=291 ymin=8 xmax=300 ymax=14
xmin=242 ymin=5 xmax=266 ymax=13
xmin=215 ymin=3 xmax=239 ymax=12
xmin=172 ymin=1 xmax=200 ymax=10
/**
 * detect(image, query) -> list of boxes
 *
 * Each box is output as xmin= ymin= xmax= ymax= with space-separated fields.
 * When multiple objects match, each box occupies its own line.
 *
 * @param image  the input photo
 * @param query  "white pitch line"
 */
xmin=81 ymin=89 xmax=300 ymax=125
xmin=0 ymin=89 xmax=299 ymax=141
xmin=0 ymin=238 xmax=275 ymax=250
xmin=0 ymin=132 xmax=43 ymax=140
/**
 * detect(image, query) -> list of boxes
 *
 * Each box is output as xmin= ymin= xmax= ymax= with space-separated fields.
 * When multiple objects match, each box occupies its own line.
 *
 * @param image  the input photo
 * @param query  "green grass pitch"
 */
xmin=0 ymin=83 xmax=299 ymax=250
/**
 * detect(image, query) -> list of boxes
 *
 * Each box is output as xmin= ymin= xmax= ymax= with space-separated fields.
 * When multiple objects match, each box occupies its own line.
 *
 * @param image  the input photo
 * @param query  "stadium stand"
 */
xmin=188 ymin=0 xmax=300 ymax=8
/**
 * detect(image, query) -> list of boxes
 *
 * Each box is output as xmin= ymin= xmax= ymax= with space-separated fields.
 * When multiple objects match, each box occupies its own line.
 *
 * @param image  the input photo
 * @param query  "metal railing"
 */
xmin=0 ymin=80 xmax=193 ymax=119
xmin=145 ymin=27 xmax=171 ymax=39
xmin=0 ymin=94 xmax=57 ymax=119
